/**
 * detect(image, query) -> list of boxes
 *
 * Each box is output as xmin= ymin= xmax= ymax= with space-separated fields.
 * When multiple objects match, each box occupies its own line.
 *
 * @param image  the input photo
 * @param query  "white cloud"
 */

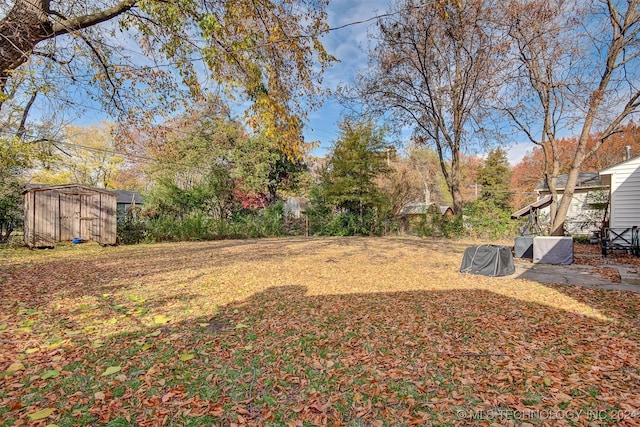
xmin=304 ymin=1 xmax=393 ymax=152
xmin=318 ymin=0 xmax=391 ymax=89
xmin=506 ymin=143 xmax=535 ymax=165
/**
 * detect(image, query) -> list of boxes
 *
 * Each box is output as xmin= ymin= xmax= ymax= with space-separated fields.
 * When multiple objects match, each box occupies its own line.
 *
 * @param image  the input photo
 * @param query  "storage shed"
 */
xmin=23 ymin=184 xmax=117 ymax=248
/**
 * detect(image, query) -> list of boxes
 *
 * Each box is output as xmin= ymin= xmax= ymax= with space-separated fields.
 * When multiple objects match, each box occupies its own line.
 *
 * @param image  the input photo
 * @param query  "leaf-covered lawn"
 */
xmin=1 ymin=237 xmax=639 ymax=426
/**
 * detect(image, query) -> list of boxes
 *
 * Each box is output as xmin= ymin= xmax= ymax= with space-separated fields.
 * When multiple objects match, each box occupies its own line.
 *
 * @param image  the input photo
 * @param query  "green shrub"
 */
xmin=117 ymin=214 xmax=146 ymax=245
xmin=572 ymin=234 xmax=591 ymax=244
xmin=463 ymin=200 xmax=517 ymax=239
xmin=306 ymin=207 xmax=389 ymax=237
xmin=412 ymin=212 xmax=463 ymax=238
xmin=144 ymin=214 xmax=227 ymax=242
xmin=233 ymin=202 xmax=286 ymax=238
xmin=143 ymin=202 xmax=287 ymax=242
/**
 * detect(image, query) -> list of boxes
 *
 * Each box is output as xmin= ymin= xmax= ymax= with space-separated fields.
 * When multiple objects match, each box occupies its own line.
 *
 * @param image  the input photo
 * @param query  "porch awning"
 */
xmin=510 ymin=195 xmax=553 ymax=219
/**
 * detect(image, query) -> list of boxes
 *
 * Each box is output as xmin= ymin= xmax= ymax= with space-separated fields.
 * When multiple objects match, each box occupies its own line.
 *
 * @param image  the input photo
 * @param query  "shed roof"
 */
xmin=401 ymin=203 xmax=453 ymax=216
xmin=23 ymin=183 xmax=115 ymax=196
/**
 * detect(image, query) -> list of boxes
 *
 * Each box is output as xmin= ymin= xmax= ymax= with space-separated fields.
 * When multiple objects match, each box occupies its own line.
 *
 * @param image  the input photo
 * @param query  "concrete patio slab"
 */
xmin=511 ymin=259 xmax=640 ymax=292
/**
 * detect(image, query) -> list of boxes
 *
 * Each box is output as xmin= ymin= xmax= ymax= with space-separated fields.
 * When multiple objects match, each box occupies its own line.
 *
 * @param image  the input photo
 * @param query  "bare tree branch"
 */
xmin=50 ymin=1 xmax=137 ymax=37
xmin=16 ymin=90 xmax=37 ymax=139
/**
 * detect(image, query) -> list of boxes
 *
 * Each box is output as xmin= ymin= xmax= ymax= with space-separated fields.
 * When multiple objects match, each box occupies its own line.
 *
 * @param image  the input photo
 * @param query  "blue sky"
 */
xmin=302 ymin=0 xmax=390 ymax=157
xmin=54 ymin=0 xmax=532 ymax=165
xmin=302 ymin=1 xmax=386 ymax=151
xmin=302 ymin=0 xmax=533 ymax=164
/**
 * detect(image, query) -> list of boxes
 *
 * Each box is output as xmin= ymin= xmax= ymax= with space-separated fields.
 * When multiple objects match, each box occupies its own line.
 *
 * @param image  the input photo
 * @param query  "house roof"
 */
xmin=535 ymin=172 xmax=605 ymax=192
xmin=599 ymin=154 xmax=640 ymax=174
xmin=401 ymin=203 xmax=453 ymax=216
xmin=511 ymin=194 xmax=553 ymax=219
xmin=111 ymin=190 xmax=145 ymax=204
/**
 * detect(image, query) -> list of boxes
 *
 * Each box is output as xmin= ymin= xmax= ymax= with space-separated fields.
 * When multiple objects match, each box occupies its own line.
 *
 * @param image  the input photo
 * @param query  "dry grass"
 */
xmin=1 ymin=237 xmax=639 ymax=426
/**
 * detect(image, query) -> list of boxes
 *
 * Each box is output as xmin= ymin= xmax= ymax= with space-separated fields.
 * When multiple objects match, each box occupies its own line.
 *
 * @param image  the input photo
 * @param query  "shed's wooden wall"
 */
xmin=24 ymin=186 xmax=117 ymax=248
xmin=24 ymin=189 xmax=59 ymax=247
xmin=100 ymin=193 xmax=117 ymax=245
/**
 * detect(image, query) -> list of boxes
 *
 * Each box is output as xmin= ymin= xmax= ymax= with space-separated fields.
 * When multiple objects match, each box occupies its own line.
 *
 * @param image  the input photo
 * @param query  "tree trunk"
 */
xmin=551 ymin=133 xmax=591 ymax=235
xmin=0 ymin=0 xmax=135 ymax=109
xmin=0 ymin=1 xmax=52 ymax=97
xmin=423 ymin=183 xmax=431 ymax=205
xmin=449 ymin=144 xmax=463 ymax=216
xmin=547 ymin=1 xmax=640 ymax=234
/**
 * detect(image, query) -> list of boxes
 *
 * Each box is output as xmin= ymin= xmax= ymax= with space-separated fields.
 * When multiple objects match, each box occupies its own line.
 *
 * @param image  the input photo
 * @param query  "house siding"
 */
xmin=537 ymin=189 xmax=607 ymax=235
xmin=600 ymin=156 xmax=640 ymax=229
xmin=565 ymin=192 xmax=593 ymax=234
xmin=531 ymin=172 xmax=608 ymax=236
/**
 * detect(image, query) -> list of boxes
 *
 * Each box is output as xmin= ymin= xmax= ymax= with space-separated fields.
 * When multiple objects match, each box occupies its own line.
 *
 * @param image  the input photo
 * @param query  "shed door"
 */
xmin=59 ymin=194 xmax=81 ymax=241
xmin=80 ymin=194 xmax=101 ymax=241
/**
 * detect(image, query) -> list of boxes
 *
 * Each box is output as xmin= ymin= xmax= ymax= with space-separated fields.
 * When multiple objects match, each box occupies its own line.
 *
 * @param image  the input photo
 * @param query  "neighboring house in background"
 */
xmin=111 ymin=190 xmax=145 ymax=219
xmin=283 ymin=197 xmax=310 ymax=219
xmin=599 ymin=155 xmax=640 ymax=229
xmin=23 ymin=184 xmax=117 ymax=248
xmin=400 ymin=203 xmax=454 ymax=218
xmin=400 ymin=202 xmax=454 ymax=235
xmin=533 ymin=172 xmax=609 ymax=235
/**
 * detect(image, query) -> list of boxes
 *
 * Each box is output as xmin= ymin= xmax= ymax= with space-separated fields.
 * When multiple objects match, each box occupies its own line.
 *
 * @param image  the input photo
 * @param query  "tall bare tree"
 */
xmin=355 ymin=0 xmax=503 ymax=215
xmin=502 ymin=0 xmax=640 ymax=235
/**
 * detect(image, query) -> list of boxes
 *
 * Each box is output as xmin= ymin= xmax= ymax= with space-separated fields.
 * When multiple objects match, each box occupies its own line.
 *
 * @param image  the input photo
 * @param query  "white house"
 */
xmin=599 ymin=155 xmax=640 ymax=229
xmin=533 ymin=172 xmax=609 ymax=235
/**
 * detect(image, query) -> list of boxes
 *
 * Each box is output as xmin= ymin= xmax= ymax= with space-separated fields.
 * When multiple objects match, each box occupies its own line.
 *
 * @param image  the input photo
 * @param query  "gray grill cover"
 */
xmin=460 ymin=245 xmax=515 ymax=277
xmin=514 ymin=237 xmax=534 ymax=259
xmin=533 ymin=236 xmax=573 ymax=264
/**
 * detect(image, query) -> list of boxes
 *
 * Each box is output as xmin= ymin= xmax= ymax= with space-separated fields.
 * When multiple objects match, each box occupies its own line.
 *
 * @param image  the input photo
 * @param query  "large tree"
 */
xmin=404 ymin=144 xmax=446 ymax=206
xmin=476 ymin=147 xmax=511 ymax=209
xmin=0 ymin=136 xmax=37 ymax=238
xmin=144 ymin=103 xmax=243 ymax=219
xmin=229 ymin=133 xmax=307 ymax=206
xmin=355 ymin=0 xmax=503 ymax=215
xmin=317 ymin=119 xmax=391 ymax=231
xmin=0 ymin=0 xmax=334 ymax=156
xmin=502 ymin=0 xmax=640 ymax=235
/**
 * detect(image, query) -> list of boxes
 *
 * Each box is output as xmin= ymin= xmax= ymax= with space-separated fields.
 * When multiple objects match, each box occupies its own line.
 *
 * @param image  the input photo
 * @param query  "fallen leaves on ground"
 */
xmin=574 ymin=242 xmax=640 ymax=267
xmin=573 ymin=243 xmax=639 ymax=283
xmin=1 ymin=237 xmax=639 ymax=426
